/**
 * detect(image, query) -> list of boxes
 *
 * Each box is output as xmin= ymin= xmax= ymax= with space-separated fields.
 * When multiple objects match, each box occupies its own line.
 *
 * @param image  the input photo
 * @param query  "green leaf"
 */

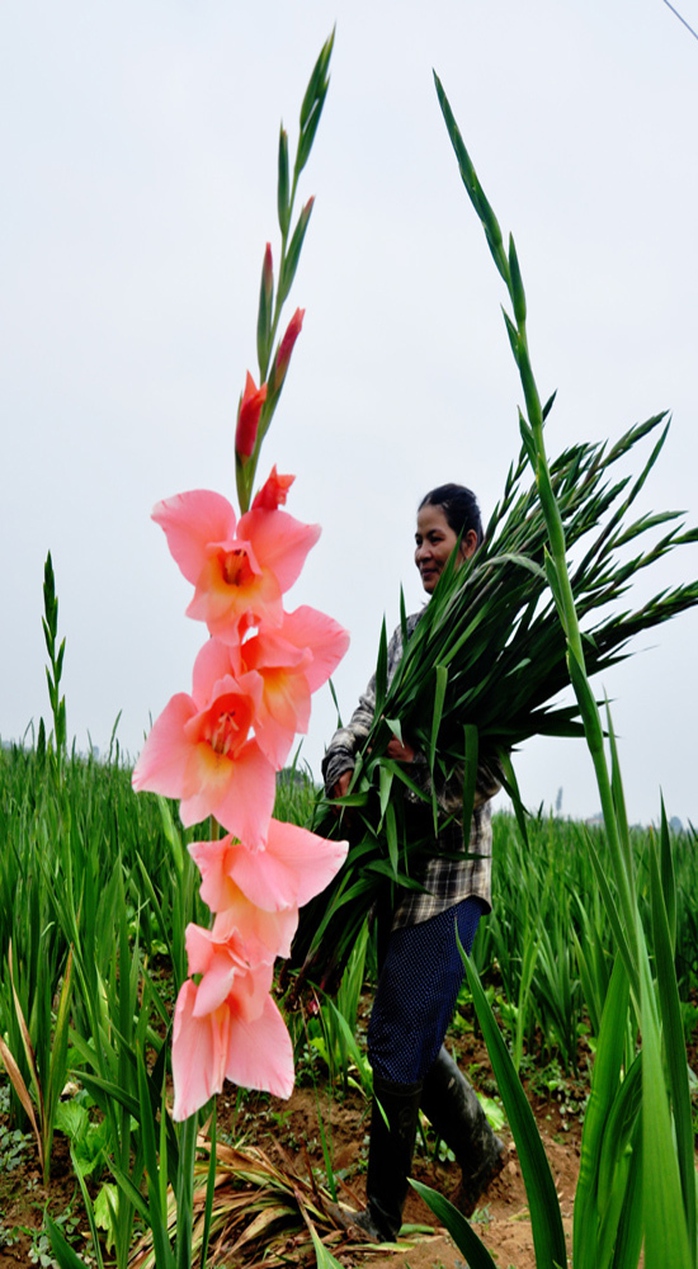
xmin=432 ymin=73 xmax=509 ymax=285
xmin=46 ymin=1216 xmax=90 ymax=1269
xmin=461 ymin=722 xmax=478 ymax=845
xmin=573 ymin=956 xmax=632 ymax=1269
xmin=648 ymin=832 xmax=696 ymax=1256
xmin=308 ymin=1220 xmax=345 ymax=1268
xmin=299 ymin=29 xmax=334 ymax=130
xmin=497 ymin=751 xmax=529 ymax=849
xmin=639 ymin=942 xmax=693 ymax=1269
xmin=374 ymin=619 xmax=389 ymax=716
xmin=410 ymin=1180 xmax=499 ymax=1268
xmin=462 ymin=952 xmax=567 ymax=1269
xmin=428 ymin=663 xmax=448 ymax=774
xmin=277 ymin=197 xmax=314 ymax=307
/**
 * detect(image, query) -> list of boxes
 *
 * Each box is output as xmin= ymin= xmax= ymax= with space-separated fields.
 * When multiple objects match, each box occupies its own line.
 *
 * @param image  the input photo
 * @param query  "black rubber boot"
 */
xmin=339 ymin=1076 xmax=423 ymax=1243
xmin=421 ymin=1046 xmax=505 ymax=1216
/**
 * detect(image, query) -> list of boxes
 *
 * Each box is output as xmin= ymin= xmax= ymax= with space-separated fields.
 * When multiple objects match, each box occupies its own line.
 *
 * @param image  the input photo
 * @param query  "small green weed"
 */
xmin=0 ymin=1121 xmax=32 ymax=1172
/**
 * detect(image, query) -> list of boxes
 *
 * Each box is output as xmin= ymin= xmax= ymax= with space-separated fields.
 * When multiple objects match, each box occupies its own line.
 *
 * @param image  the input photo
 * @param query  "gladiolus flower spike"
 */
xmin=133 ymin=30 xmax=348 ymax=1126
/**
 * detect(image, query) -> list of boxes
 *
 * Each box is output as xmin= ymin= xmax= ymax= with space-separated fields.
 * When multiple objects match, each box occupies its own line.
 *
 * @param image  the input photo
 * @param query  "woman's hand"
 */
xmin=386 ymin=735 xmax=416 ymax=763
xmin=332 ymin=770 xmax=352 ymax=799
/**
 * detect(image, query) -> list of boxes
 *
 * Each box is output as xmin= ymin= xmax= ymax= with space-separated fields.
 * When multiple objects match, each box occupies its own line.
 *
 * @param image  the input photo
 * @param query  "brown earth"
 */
xmin=0 ymin=1029 xmax=583 ymax=1269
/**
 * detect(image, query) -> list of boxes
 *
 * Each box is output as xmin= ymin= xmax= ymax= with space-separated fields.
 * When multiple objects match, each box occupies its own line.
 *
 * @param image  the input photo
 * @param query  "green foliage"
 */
xmin=294 ymin=409 xmax=698 ymax=989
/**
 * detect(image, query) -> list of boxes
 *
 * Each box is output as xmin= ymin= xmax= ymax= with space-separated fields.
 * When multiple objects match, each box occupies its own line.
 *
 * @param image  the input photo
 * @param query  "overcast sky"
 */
xmin=3 ymin=1 xmax=697 ymax=825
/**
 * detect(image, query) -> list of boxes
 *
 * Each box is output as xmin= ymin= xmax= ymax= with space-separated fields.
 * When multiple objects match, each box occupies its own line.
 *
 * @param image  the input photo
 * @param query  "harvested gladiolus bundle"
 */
xmin=292 ymin=413 xmax=698 ymax=992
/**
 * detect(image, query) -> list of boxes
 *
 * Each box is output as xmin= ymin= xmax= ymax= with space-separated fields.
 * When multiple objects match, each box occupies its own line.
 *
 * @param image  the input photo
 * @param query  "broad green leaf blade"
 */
xmin=462 ymin=953 xmax=567 ymax=1269
xmin=308 ymin=1220 xmax=345 ymax=1268
xmin=410 ymin=1180 xmax=498 ymax=1268
xmin=573 ymin=955 xmax=630 ymax=1269
xmin=46 ymin=1216 xmax=91 ymax=1269
xmin=428 ymin=664 xmax=448 ymax=774
xmin=648 ymin=833 xmax=696 ymax=1259
xmin=374 ymin=619 xmax=389 ymax=716
xmin=432 ymin=71 xmax=508 ymax=284
xmin=461 ymin=722 xmax=478 ymax=844
xmin=639 ymin=943 xmax=693 ymax=1269
xmin=658 ymin=797 xmax=677 ymax=951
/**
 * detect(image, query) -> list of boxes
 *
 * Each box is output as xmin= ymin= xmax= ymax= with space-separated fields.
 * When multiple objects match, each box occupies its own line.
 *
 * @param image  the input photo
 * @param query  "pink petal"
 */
xmin=131 ymin=694 xmax=198 ymax=798
xmin=213 ymin=901 xmax=298 ymax=959
xmin=185 ymin=922 xmax=217 ymax=976
xmin=153 ymin=491 xmax=237 ymax=586
xmin=239 ymin=508 xmax=321 ymax=594
xmin=242 ymin=629 xmax=309 ymax=674
xmin=187 ymin=543 xmax=284 ymax=640
xmin=184 ymin=923 xmax=274 ymax=1017
xmin=193 ymin=949 xmax=239 ymax=1016
xmin=190 ymin=639 xmax=238 ymax=704
xmin=189 ymin=839 xmax=239 ymax=913
xmin=207 ymin=739 xmax=276 ymax=846
xmin=171 ymin=981 xmax=229 ymax=1121
xmin=281 ymin=607 xmax=351 ymax=692
xmin=224 ymin=993 xmax=294 ymax=1099
xmin=253 ymin=675 xmax=311 ymax=768
xmin=190 ymin=641 xmax=262 ymax=714
xmin=232 ymin=819 xmax=349 ymax=909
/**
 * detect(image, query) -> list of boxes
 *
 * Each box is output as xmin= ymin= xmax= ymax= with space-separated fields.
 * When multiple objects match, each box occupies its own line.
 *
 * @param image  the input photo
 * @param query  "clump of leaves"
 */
xmin=293 ymin=414 xmax=698 ymax=991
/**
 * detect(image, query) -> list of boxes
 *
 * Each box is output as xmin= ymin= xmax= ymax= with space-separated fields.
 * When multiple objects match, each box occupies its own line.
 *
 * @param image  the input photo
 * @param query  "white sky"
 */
xmin=2 ymin=1 xmax=697 ymax=825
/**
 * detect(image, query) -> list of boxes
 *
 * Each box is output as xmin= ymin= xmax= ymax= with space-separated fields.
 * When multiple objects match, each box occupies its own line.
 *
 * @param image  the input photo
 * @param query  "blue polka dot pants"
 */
xmin=367 ymin=897 xmax=485 ymax=1084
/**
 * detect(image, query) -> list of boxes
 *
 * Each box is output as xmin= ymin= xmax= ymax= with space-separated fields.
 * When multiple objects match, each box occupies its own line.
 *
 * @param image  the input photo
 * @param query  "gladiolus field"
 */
xmin=1 ymin=741 xmax=697 ymax=1268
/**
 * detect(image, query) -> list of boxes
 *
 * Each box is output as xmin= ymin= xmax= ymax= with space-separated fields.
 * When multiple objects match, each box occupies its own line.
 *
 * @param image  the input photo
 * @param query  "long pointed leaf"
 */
xmin=410 ymin=1180 xmax=499 ymax=1268
xmin=462 ymin=952 xmax=567 ymax=1269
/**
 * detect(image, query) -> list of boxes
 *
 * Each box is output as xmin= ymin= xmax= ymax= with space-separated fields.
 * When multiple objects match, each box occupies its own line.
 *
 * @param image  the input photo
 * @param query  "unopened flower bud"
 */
xmin=273 ymin=308 xmax=305 ymax=390
xmin=235 ymin=372 xmax=267 ymax=461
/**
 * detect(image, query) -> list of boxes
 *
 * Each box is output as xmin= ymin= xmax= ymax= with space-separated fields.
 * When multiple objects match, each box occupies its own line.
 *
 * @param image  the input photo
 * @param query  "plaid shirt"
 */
xmin=322 ymin=613 xmax=498 ymax=930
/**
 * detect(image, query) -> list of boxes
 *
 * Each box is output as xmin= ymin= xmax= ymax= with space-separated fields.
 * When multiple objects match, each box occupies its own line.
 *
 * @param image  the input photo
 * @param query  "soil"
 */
xmin=0 ymin=1029 xmax=584 ymax=1269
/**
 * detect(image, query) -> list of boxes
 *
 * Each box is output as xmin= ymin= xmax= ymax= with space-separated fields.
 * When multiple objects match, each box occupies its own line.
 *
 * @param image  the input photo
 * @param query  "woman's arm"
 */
xmin=322 ymin=623 xmax=410 ymax=797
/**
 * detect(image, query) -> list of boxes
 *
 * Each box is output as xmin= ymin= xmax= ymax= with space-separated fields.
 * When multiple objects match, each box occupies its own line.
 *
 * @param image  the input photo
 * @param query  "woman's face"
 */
xmin=414 ymin=503 xmax=477 ymax=594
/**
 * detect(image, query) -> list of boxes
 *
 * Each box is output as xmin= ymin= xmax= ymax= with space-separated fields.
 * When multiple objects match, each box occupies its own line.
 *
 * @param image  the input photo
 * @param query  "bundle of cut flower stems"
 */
xmin=290 ymin=410 xmax=698 ymax=992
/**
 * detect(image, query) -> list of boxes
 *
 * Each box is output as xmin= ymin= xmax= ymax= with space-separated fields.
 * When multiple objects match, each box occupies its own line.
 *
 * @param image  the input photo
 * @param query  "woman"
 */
xmin=323 ymin=483 xmax=504 ymax=1243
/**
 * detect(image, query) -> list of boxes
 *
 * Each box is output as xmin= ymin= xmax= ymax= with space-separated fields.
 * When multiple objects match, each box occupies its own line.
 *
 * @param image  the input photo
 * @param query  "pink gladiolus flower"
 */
xmin=171 ymin=926 xmax=294 ymax=1119
xmin=151 ymin=488 xmax=320 ymax=640
xmin=233 ymin=607 xmax=350 ymax=766
xmin=235 ymin=371 xmax=267 ymax=461
xmin=252 ymin=467 xmax=294 ymax=511
xmin=276 ymin=606 xmax=351 ymax=693
xmin=212 ymin=899 xmax=298 ymax=960
xmin=190 ymin=820 xmax=349 ymax=918
xmin=273 ymin=308 xmax=304 ymax=389
xmin=132 ymin=645 xmax=275 ymax=845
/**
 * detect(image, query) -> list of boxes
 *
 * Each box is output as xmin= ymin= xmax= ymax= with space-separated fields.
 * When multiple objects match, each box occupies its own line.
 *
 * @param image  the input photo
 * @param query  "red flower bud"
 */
xmin=252 ymin=466 xmax=295 ymax=511
xmin=273 ymin=308 xmax=305 ymax=390
xmin=235 ymin=372 xmax=267 ymax=461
